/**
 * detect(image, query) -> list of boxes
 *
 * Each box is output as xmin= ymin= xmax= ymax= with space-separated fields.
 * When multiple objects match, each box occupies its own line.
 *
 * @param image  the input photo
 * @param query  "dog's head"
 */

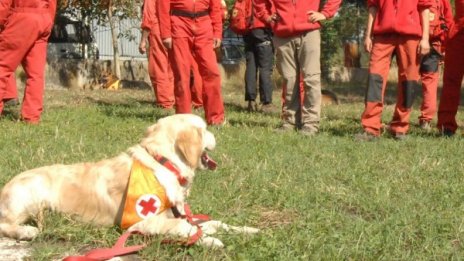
xmin=140 ymin=114 xmax=217 ymax=172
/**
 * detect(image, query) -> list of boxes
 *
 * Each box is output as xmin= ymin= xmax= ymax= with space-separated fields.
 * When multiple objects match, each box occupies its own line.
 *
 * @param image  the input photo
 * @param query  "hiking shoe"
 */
xmin=392 ymin=132 xmax=407 ymax=141
xmin=274 ymin=123 xmax=294 ymax=133
xmin=419 ymin=121 xmax=432 ymax=131
xmin=441 ymin=128 xmax=455 ymax=137
xmin=247 ymin=101 xmax=258 ymax=112
xmin=299 ymin=125 xmax=318 ymax=136
xmin=354 ymin=131 xmax=378 ymax=142
xmin=3 ymin=98 xmax=19 ymax=107
xmin=260 ymin=103 xmax=278 ymax=114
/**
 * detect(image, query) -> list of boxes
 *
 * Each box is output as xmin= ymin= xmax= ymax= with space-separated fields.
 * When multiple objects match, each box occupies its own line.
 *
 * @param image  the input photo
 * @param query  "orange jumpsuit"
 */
xmin=0 ymin=0 xmax=56 ymax=123
xmin=0 ymin=1 xmax=19 ymax=104
xmin=418 ymin=0 xmax=453 ymax=125
xmin=158 ymin=0 xmax=225 ymax=125
xmin=142 ymin=0 xmax=174 ymax=109
xmin=361 ymin=0 xmax=432 ymax=136
xmin=436 ymin=0 xmax=464 ymax=134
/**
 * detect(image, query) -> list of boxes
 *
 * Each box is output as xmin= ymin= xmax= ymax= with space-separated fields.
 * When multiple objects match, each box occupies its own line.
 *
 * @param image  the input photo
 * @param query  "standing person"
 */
xmin=139 ymin=0 xmax=175 ymax=109
xmin=158 ymin=0 xmax=225 ymax=126
xmin=418 ymin=0 xmax=453 ymax=131
xmin=355 ymin=0 xmax=431 ymax=141
xmin=0 ymin=0 xmax=17 ymax=107
xmin=0 ymin=0 xmax=56 ymax=124
xmin=436 ymin=0 xmax=464 ymax=136
xmin=254 ymin=0 xmax=342 ymax=135
xmin=244 ymin=0 xmax=275 ymax=113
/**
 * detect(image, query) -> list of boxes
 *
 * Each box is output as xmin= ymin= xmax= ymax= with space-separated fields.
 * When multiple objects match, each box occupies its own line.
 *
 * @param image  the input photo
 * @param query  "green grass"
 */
xmin=1 ymin=83 xmax=464 ymax=260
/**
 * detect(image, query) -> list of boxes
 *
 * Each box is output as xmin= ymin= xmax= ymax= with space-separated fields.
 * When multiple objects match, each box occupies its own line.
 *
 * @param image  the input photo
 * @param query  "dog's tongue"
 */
xmin=201 ymin=152 xmax=217 ymax=170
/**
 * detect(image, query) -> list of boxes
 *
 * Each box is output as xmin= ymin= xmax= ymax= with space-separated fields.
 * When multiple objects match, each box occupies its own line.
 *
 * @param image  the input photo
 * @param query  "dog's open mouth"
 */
xmin=201 ymin=152 xmax=217 ymax=170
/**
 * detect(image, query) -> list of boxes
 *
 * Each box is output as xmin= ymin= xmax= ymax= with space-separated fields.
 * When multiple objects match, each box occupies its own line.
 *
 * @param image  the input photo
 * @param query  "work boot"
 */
xmin=391 ymin=132 xmax=407 ymax=141
xmin=260 ymin=103 xmax=278 ymax=114
xmin=419 ymin=121 xmax=432 ymax=131
xmin=3 ymin=98 xmax=19 ymax=107
xmin=247 ymin=101 xmax=258 ymax=112
xmin=299 ymin=125 xmax=318 ymax=136
xmin=441 ymin=128 xmax=455 ymax=137
xmin=274 ymin=123 xmax=294 ymax=133
xmin=354 ymin=131 xmax=378 ymax=142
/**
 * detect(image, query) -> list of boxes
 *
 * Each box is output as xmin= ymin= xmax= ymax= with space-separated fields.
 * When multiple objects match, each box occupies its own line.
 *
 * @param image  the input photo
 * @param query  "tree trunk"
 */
xmin=107 ymin=1 xmax=121 ymax=78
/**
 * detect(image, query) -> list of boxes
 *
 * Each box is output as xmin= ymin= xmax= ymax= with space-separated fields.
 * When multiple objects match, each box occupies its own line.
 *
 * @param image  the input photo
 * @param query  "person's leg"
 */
xmin=190 ymin=58 xmax=203 ymax=109
xmin=389 ymin=36 xmax=421 ymax=135
xmin=171 ymin=37 xmax=193 ymax=114
xmin=274 ymin=36 xmax=299 ymax=127
xmin=360 ymin=35 xmax=396 ymax=136
xmin=256 ymin=39 xmax=274 ymax=105
xmin=418 ymin=42 xmax=441 ymax=126
xmin=193 ymin=35 xmax=224 ymax=125
xmin=243 ymin=34 xmax=258 ymax=111
xmin=437 ymin=31 xmax=464 ymax=134
xmin=298 ymin=30 xmax=321 ymax=133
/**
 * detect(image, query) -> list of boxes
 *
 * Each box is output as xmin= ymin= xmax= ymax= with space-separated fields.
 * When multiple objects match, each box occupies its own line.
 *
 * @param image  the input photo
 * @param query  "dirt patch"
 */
xmin=0 ymin=238 xmax=31 ymax=261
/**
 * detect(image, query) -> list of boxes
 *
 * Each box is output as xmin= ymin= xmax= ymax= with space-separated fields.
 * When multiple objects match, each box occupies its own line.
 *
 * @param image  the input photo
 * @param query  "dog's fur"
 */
xmin=0 ymin=114 xmax=257 ymax=247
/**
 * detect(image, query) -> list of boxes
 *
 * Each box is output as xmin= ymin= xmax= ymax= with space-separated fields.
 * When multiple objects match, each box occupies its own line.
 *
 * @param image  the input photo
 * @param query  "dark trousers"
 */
xmin=244 ymin=28 xmax=274 ymax=104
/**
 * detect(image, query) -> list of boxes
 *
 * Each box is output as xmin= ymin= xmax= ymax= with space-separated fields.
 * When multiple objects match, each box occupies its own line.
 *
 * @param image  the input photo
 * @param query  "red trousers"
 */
xmin=170 ymin=36 xmax=224 ymax=125
xmin=0 ymin=10 xmax=53 ymax=123
xmin=419 ymin=41 xmax=442 ymax=124
xmin=437 ymin=29 xmax=464 ymax=133
xmin=148 ymin=30 xmax=174 ymax=108
xmin=361 ymin=35 xmax=421 ymax=136
xmin=3 ymin=74 xmax=17 ymax=100
xmin=190 ymin=58 xmax=203 ymax=108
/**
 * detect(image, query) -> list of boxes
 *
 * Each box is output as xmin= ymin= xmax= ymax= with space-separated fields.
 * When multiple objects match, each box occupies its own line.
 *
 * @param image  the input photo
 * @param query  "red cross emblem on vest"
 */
xmin=135 ymin=194 xmax=161 ymax=218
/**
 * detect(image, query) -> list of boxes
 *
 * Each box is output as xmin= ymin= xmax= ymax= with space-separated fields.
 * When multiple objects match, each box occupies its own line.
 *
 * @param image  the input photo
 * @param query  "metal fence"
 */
xmin=92 ymin=18 xmax=145 ymax=60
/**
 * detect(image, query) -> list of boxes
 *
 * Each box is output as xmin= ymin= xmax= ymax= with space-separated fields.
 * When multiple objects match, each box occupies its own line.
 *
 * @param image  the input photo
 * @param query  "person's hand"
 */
xmin=266 ymin=13 xmax=279 ymax=24
xmin=307 ymin=11 xmax=326 ymax=23
xmin=364 ymin=37 xmax=373 ymax=53
xmin=138 ymin=40 xmax=147 ymax=54
xmin=214 ymin=38 xmax=221 ymax=49
xmin=418 ymin=38 xmax=430 ymax=56
xmin=162 ymin=38 xmax=172 ymax=49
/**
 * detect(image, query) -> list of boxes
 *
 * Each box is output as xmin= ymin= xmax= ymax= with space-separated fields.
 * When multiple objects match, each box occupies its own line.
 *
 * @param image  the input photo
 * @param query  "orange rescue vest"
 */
xmin=120 ymin=159 xmax=172 ymax=229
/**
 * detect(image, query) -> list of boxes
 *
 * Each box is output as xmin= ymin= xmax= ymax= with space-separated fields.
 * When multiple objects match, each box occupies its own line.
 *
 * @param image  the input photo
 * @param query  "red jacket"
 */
xmin=158 ymin=0 xmax=222 ymax=39
xmin=430 ymin=0 xmax=454 ymax=41
xmin=368 ymin=0 xmax=432 ymax=37
xmin=0 ymin=0 xmax=56 ymax=28
xmin=250 ymin=0 xmax=273 ymax=29
xmin=141 ymin=0 xmax=159 ymax=31
xmin=254 ymin=0 xmax=341 ymax=37
xmin=455 ymin=0 xmax=464 ymax=30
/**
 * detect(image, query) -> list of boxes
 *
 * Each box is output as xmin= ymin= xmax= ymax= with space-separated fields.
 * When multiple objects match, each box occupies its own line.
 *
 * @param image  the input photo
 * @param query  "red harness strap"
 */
xmin=62 ymin=230 xmax=145 ymax=261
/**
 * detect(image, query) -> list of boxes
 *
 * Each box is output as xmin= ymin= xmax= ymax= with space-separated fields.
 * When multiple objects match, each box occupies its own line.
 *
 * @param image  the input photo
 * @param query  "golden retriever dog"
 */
xmin=0 ymin=114 xmax=258 ymax=248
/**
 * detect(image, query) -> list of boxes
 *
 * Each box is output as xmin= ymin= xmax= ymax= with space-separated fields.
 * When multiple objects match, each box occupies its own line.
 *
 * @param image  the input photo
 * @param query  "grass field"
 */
xmin=1 ymin=80 xmax=464 ymax=260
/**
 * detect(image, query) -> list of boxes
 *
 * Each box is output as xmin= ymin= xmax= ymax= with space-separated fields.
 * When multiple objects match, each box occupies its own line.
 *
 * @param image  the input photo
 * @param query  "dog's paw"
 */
xmin=241 ymin=226 xmax=260 ymax=234
xmin=198 ymin=236 xmax=224 ymax=248
xmin=17 ymin=226 xmax=39 ymax=240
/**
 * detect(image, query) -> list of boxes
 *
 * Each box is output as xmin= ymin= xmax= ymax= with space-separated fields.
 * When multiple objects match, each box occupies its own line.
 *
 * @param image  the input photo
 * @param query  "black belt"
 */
xmin=170 ymin=9 xmax=209 ymax=19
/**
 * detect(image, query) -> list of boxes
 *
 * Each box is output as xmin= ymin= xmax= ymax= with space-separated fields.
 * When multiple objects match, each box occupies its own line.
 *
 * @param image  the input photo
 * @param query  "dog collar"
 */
xmin=154 ymin=155 xmax=188 ymax=186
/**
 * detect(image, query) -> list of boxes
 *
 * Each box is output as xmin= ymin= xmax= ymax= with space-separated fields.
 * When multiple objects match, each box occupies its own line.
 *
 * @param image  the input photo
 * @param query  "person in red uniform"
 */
xmin=0 ymin=0 xmax=56 ymax=124
xmin=0 ymin=2 xmax=19 ymax=107
xmin=356 ymin=0 xmax=431 ymax=140
xmin=158 ymin=0 xmax=225 ymax=125
xmin=139 ymin=0 xmax=174 ymax=109
xmin=418 ymin=0 xmax=453 ymax=130
xmin=436 ymin=0 xmax=464 ymax=136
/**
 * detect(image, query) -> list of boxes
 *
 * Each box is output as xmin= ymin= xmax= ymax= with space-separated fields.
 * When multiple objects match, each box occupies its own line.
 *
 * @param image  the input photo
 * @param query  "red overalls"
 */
xmin=0 ymin=0 xmax=56 ymax=123
xmin=361 ymin=0 xmax=432 ymax=136
xmin=142 ymin=0 xmax=174 ymax=109
xmin=158 ymin=0 xmax=225 ymax=125
xmin=436 ymin=0 xmax=464 ymax=133
xmin=418 ymin=0 xmax=453 ymax=125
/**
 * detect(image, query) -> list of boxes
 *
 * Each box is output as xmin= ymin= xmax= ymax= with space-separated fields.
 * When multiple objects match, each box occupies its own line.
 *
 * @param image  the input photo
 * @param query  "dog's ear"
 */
xmin=175 ymin=127 xmax=203 ymax=169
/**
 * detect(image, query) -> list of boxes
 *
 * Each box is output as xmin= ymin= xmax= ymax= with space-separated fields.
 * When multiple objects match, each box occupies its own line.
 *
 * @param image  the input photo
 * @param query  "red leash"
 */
xmin=62 ymin=204 xmax=210 ymax=260
xmin=62 ymin=230 xmax=145 ymax=261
